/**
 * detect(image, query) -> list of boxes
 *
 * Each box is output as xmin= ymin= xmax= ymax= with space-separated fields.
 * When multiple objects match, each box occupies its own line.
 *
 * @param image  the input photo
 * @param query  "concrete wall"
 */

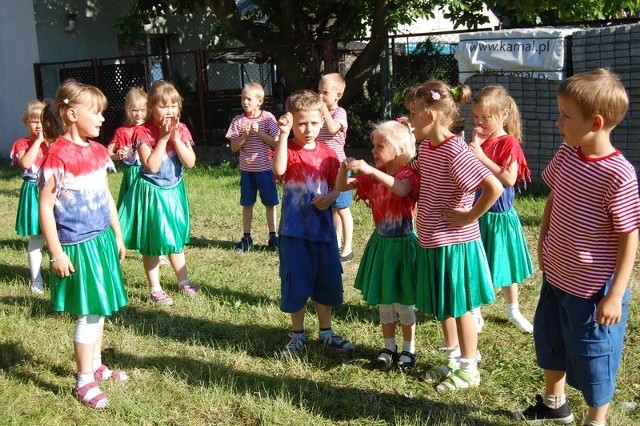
xmin=461 ymin=23 xmax=640 ymax=185
xmin=0 ymin=0 xmax=40 ymax=157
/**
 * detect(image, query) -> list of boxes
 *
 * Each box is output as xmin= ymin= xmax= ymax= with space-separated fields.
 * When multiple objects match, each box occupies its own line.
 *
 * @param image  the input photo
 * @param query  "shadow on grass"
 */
xmin=0 ymin=296 xmax=58 ymax=317
xmin=0 ymin=188 xmax=20 ymax=198
xmin=0 ymin=341 xmax=67 ymax=395
xmin=187 ymin=236 xmax=279 ymax=253
xmin=0 ymin=238 xmax=28 ymax=251
xmin=106 ymin=348 xmax=511 ymax=424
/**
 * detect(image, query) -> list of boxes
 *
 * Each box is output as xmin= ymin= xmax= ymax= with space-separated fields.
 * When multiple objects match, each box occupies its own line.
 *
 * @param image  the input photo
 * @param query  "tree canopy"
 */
xmin=120 ymin=0 xmax=638 ymax=106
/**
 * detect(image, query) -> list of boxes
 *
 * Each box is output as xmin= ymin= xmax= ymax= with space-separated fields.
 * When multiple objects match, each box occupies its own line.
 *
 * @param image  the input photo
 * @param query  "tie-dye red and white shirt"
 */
xmin=39 ymin=137 xmax=115 ymax=244
xmin=352 ymin=166 xmax=419 ymax=237
xmin=110 ymin=124 xmax=141 ymax=166
xmin=10 ymin=137 xmax=49 ymax=182
xmin=278 ymin=141 xmax=339 ymax=242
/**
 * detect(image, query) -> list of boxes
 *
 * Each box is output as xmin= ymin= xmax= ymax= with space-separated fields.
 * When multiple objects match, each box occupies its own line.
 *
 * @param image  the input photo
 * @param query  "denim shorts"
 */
xmin=240 ymin=170 xmax=279 ymax=207
xmin=278 ymin=235 xmax=343 ymax=313
xmin=533 ymin=275 xmax=630 ymax=408
xmin=333 ymin=189 xmax=353 ymax=209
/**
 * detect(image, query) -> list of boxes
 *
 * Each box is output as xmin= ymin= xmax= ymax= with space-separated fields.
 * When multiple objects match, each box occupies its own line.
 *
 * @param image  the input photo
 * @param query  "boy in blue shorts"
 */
xmin=273 ymin=89 xmax=354 ymax=356
xmin=226 ymin=82 xmax=280 ymax=252
xmin=514 ymin=68 xmax=640 ymax=426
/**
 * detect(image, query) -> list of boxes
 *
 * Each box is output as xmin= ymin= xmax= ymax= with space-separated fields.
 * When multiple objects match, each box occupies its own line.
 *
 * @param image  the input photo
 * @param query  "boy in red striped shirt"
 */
xmin=515 ymin=68 xmax=640 ymax=426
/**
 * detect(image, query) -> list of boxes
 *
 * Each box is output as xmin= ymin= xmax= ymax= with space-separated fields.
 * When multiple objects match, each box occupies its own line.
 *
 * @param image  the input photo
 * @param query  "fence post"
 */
xmin=380 ymin=32 xmax=391 ymax=119
xmin=195 ymin=49 xmax=208 ymax=144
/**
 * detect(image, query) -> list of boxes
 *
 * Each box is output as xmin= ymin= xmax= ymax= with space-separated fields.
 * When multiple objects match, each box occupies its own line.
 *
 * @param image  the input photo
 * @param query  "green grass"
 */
xmin=1 ymin=162 xmax=639 ymax=425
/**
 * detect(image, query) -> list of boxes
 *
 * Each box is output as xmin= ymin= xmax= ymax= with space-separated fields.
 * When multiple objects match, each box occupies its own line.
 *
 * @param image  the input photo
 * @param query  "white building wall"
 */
xmin=0 ymin=0 xmax=39 ymax=157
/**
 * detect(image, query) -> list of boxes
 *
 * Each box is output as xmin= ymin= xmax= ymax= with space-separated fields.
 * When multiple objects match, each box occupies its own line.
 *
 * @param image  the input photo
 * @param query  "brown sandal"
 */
xmin=94 ymin=365 xmax=128 ymax=382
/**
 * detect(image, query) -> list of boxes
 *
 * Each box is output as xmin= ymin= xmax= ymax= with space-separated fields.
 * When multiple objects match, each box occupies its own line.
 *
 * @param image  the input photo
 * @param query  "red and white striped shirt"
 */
xmin=412 ymin=135 xmax=491 ymax=248
xmin=317 ymin=107 xmax=347 ymax=161
xmin=542 ymin=143 xmax=640 ymax=298
xmin=225 ymin=111 xmax=279 ymax=172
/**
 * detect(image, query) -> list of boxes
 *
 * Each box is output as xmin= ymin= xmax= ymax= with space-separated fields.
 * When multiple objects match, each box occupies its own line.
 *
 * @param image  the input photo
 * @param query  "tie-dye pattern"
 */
xmin=111 ymin=124 xmax=141 ymax=166
xmin=40 ymin=137 xmax=115 ymax=244
xmin=279 ymin=142 xmax=339 ymax=242
xmin=10 ymin=137 xmax=49 ymax=182
xmin=353 ymin=166 xmax=419 ymax=237
xmin=134 ymin=122 xmax=194 ymax=187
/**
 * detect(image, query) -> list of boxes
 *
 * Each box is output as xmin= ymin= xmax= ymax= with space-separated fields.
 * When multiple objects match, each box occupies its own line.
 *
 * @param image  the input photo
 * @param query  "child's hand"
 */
xmin=441 ymin=207 xmax=473 ymax=227
xmin=311 ymin=194 xmax=332 ymax=211
xmin=50 ymin=253 xmax=75 ymax=278
xmin=117 ymin=146 xmax=130 ymax=160
xmin=277 ymin=112 xmax=293 ymax=135
xmin=469 ymin=127 xmax=488 ymax=160
xmin=596 ymin=294 xmax=623 ymax=325
xmin=159 ymin=115 xmax=177 ymax=138
xmin=347 ymin=158 xmax=373 ymax=175
xmin=250 ymin=122 xmax=259 ymax=133
xmin=34 ymin=130 xmax=45 ymax=144
xmin=116 ymin=238 xmax=126 ymax=262
xmin=244 ymin=123 xmax=252 ymax=135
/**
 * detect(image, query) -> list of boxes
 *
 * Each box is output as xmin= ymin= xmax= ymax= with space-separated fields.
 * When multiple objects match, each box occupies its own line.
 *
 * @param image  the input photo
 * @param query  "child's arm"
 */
xmin=107 ymin=142 xmax=120 ymax=161
xmin=170 ymin=122 xmax=196 ymax=169
xmin=39 ymin=176 xmax=75 ymax=277
xmin=321 ymin=103 xmax=341 ymax=135
xmin=537 ymin=190 xmax=555 ymax=273
xmin=336 ymin=159 xmax=355 ymax=191
xmin=469 ymin=128 xmax=518 ymax=187
xmin=229 ymin=122 xmax=251 ymax=152
xmin=311 ymin=188 xmax=340 ymax=211
xmin=16 ymin=135 xmax=45 ymax=170
xmin=442 ymin=174 xmax=503 ymax=226
xmin=139 ymin=124 xmax=170 ymax=174
xmin=344 ymin=158 xmax=412 ymax=196
xmin=273 ymin=113 xmax=292 ymax=176
xmin=596 ymin=229 xmax=638 ymax=325
xmin=106 ymin=178 xmax=125 ymax=261
xmin=251 ymin=121 xmax=278 ymax=148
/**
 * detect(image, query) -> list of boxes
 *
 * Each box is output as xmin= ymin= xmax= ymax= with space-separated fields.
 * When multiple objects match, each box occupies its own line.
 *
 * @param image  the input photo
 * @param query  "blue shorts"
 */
xmin=240 ymin=170 xmax=279 ymax=207
xmin=278 ymin=235 xmax=343 ymax=313
xmin=333 ymin=189 xmax=352 ymax=209
xmin=533 ymin=275 xmax=630 ymax=408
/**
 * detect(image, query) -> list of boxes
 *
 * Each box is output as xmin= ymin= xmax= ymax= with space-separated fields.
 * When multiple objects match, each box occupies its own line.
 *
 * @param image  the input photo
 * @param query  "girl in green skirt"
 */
xmin=337 ymin=120 xmax=420 ymax=372
xmin=40 ymin=80 xmax=129 ymax=409
xmin=10 ymin=100 xmax=48 ymax=294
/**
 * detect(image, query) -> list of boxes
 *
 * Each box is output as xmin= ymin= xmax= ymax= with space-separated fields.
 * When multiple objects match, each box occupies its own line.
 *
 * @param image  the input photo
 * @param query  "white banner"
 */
xmin=454 ymin=28 xmax=580 ymax=82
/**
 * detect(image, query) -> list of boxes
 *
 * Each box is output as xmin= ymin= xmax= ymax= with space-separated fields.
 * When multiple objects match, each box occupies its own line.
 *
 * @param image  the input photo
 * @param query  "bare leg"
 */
xmin=332 ymin=208 xmax=342 ymax=249
xmin=168 ymin=252 xmax=189 ymax=284
xmin=242 ymin=205 xmax=254 ymax=234
xmin=265 ymin=205 xmax=277 ymax=234
xmin=143 ymin=255 xmax=161 ymax=289
xmin=315 ymin=303 xmax=332 ymax=330
xmin=336 ymin=207 xmax=354 ymax=257
xmin=291 ymin=307 xmax=306 ymax=331
xmin=455 ymin=312 xmax=478 ymax=360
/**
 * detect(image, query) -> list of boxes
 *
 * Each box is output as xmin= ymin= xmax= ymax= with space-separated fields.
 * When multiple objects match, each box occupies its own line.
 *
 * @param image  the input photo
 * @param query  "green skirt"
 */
xmin=416 ymin=239 xmax=495 ymax=321
xmin=479 ymin=208 xmax=534 ymax=288
xmin=119 ymin=177 xmax=190 ymax=255
xmin=116 ymin=164 xmax=141 ymax=209
xmin=354 ymin=231 xmax=418 ymax=305
xmin=51 ymin=228 xmax=128 ymax=316
xmin=15 ymin=180 xmax=41 ymax=236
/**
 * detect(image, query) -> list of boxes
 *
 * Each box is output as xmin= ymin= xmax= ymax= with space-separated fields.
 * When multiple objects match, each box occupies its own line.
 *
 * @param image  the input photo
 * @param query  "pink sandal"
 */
xmin=73 ymin=381 xmax=109 ymax=409
xmin=179 ymin=282 xmax=199 ymax=297
xmin=94 ymin=365 xmax=128 ymax=382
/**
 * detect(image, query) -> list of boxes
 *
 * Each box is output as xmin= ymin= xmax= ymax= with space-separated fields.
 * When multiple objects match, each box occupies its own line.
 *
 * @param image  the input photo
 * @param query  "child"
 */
xmin=226 ymin=81 xmax=280 ymax=252
xmin=336 ymin=120 xmax=419 ymax=371
xmin=408 ymin=80 xmax=503 ymax=391
xmin=514 ymin=69 xmax=640 ymax=425
xmin=118 ymin=80 xmax=198 ymax=305
xmin=107 ymin=87 xmax=147 ymax=208
xmin=468 ymin=85 xmax=535 ymax=334
xmin=39 ymin=80 xmax=129 ymax=409
xmin=317 ymin=73 xmax=354 ymax=262
xmin=10 ymin=100 xmax=48 ymax=294
xmin=273 ymin=90 xmax=354 ymax=356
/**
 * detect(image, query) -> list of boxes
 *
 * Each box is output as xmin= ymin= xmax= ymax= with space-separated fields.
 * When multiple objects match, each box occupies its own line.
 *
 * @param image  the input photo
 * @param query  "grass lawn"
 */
xmin=0 ymin=162 xmax=638 ymax=425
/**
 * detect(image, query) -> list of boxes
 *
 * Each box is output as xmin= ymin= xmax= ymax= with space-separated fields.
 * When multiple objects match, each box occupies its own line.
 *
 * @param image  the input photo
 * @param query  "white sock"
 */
xmin=27 ymin=236 xmax=43 ymax=285
xmin=445 ymin=345 xmax=461 ymax=361
xmin=506 ymin=302 xmax=519 ymax=315
xmin=583 ymin=417 xmax=606 ymax=426
xmin=150 ymin=285 xmax=162 ymax=294
xmin=543 ymin=393 xmax=566 ymax=409
xmin=459 ymin=358 xmax=478 ymax=376
xmin=76 ymin=371 xmax=94 ymax=389
xmin=402 ymin=340 xmax=415 ymax=354
xmin=383 ymin=338 xmax=396 ymax=351
xmin=92 ymin=356 xmax=114 ymax=380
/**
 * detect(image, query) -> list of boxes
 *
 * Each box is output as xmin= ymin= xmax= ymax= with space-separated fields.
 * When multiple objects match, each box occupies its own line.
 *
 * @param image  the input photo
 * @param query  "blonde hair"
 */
xmin=242 ymin=81 xmax=265 ymax=100
xmin=286 ymin=90 xmax=324 ymax=114
xmin=371 ymin=120 xmax=416 ymax=163
xmin=319 ymin=73 xmax=346 ymax=93
xmin=124 ymin=87 xmax=147 ymax=124
xmin=557 ymin=68 xmax=628 ymax=128
xmin=147 ymin=80 xmax=183 ymax=116
xmin=42 ymin=79 xmax=107 ymax=140
xmin=473 ymin=85 xmax=522 ymax=141
xmin=411 ymin=80 xmax=471 ymax=134
xmin=23 ymin=100 xmax=45 ymax=122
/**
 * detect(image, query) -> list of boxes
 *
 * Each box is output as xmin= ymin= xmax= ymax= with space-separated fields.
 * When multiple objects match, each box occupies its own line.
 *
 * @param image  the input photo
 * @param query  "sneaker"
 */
xmin=235 ymin=236 xmax=253 ymax=252
xmin=267 ymin=235 xmax=279 ymax=250
xmin=151 ymin=290 xmax=174 ymax=305
xmin=179 ymin=282 xmax=198 ymax=298
xmin=30 ymin=282 xmax=44 ymax=295
xmin=280 ymin=333 xmax=306 ymax=357
xmin=508 ymin=310 xmax=534 ymax=334
xmin=340 ymin=252 xmax=354 ymax=263
xmin=513 ymin=394 xmax=574 ymax=424
xmin=319 ymin=332 xmax=354 ymax=351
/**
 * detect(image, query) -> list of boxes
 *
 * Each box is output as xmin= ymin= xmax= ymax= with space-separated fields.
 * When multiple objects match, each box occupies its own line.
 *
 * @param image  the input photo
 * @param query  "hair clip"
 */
xmin=450 ymin=87 xmax=461 ymax=101
xmin=431 ymin=90 xmax=441 ymax=101
xmin=63 ymin=98 xmax=69 ymax=104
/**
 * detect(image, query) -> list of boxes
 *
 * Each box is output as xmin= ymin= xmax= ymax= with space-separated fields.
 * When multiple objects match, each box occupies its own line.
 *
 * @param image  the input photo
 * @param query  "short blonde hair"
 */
xmin=242 ymin=81 xmax=265 ymax=100
xmin=371 ymin=120 xmax=416 ymax=164
xmin=147 ymin=80 xmax=182 ymax=114
xmin=319 ymin=73 xmax=346 ymax=93
xmin=286 ymin=90 xmax=324 ymax=115
xmin=557 ymin=68 xmax=628 ymax=128
xmin=23 ymin=100 xmax=45 ymax=121
xmin=124 ymin=87 xmax=147 ymax=124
